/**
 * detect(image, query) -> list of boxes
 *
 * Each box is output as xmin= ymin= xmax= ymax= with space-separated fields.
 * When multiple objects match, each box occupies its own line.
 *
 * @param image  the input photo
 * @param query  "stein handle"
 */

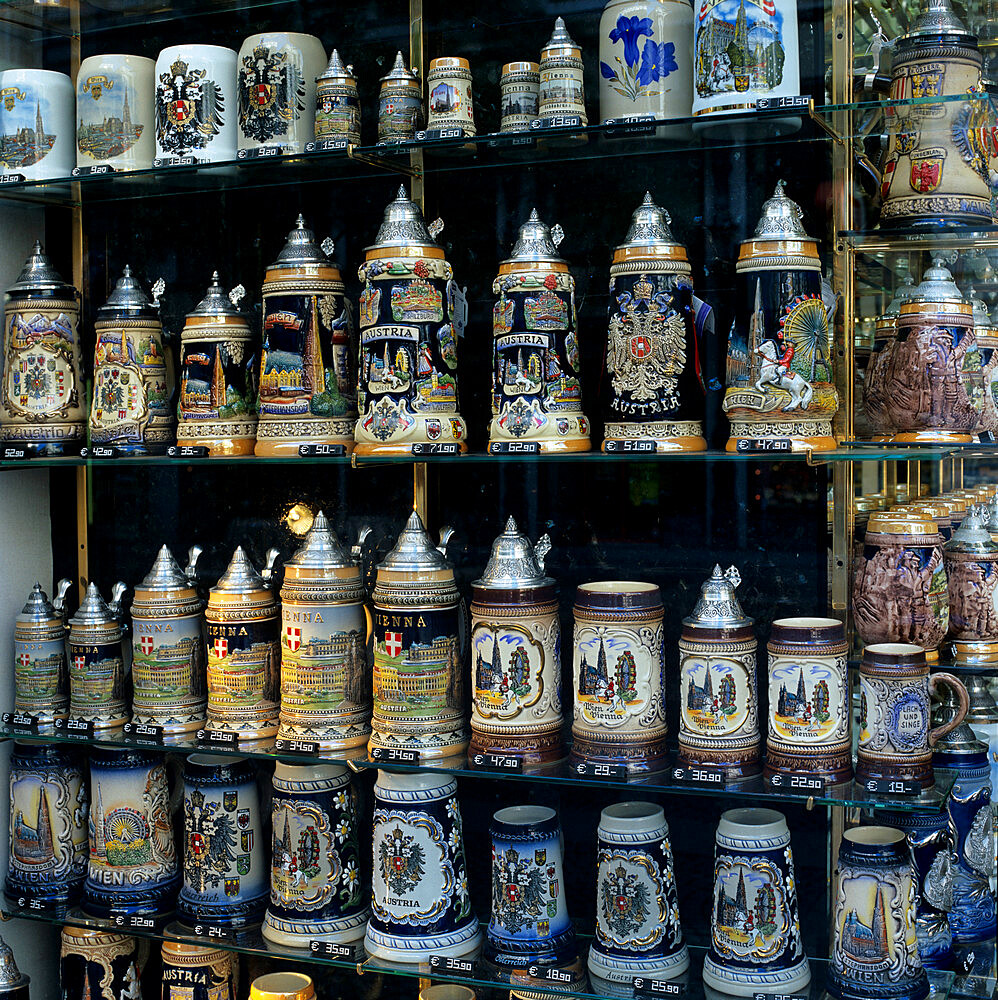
xmin=363 ymin=604 xmax=373 ymax=644
xmin=928 ymin=672 xmax=970 ymax=746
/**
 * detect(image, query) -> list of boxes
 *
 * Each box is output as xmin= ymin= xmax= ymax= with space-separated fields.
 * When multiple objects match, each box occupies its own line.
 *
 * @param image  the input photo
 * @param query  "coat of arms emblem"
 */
xmin=156 ymin=59 xmax=225 ymax=157
xmin=378 ymin=825 xmax=425 ymax=895
xmin=238 ymin=45 xmax=304 ymax=143
xmin=493 ymin=846 xmax=551 ymax=933
xmin=600 ymin=862 xmax=651 ymax=938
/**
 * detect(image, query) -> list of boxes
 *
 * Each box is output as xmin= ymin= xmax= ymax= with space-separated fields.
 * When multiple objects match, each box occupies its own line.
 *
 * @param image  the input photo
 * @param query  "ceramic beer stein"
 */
xmin=90 ymin=265 xmax=172 ymax=454
xmin=470 ymin=517 xmax=561 ymax=763
xmin=703 ymin=808 xmax=810 ymax=996
xmin=539 ymin=18 xmax=587 ymax=123
xmin=76 ymin=54 xmax=155 ymax=171
xmin=884 ymin=256 xmax=982 ymax=442
xmin=853 ymin=512 xmax=949 ymax=655
xmin=678 ymin=565 xmax=761 ymax=777
xmin=178 ymin=753 xmax=268 ymax=927
xmin=857 ymin=642 xmax=969 ymax=788
xmin=250 ymin=974 xmax=312 ymax=1000
xmin=59 ymin=929 xmax=140 ymax=1000
xmin=426 ymin=57 xmax=475 ymax=134
xmin=723 ymin=181 xmax=837 ymax=451
xmin=277 ymin=511 xmax=372 ymax=751
xmin=314 ymin=50 xmax=361 ymax=145
xmin=13 ymin=579 xmax=70 ymax=727
xmin=603 ymin=192 xmax=708 ymax=452
xmin=377 ymin=52 xmax=422 ymax=143
xmin=0 ymin=69 xmax=74 ymax=179
xmin=84 ymin=747 xmax=178 ymax=915
xmin=6 ymin=742 xmax=87 ymax=908
xmin=864 ymin=275 xmax=916 ymax=439
xmin=155 ymin=44 xmax=237 ymax=163
xmin=355 ymin=186 xmax=468 ymax=454
xmin=827 ymin=826 xmax=928 ymax=1000
xmin=0 ymin=242 xmax=84 ymax=454
xmin=177 ymin=272 xmax=257 ymax=456
xmin=366 ymin=770 xmax=481 ymax=963
xmin=944 ymin=508 xmax=998 ymax=653
xmin=490 ymin=210 xmax=590 ymax=451
xmin=500 ymin=62 xmax=539 ymax=132
xmin=130 ymin=545 xmax=206 ymax=735
xmin=765 ymin=616 xmax=852 ymax=784
xmin=257 ymin=215 xmax=355 ymax=455
xmin=0 ymin=937 xmax=29 ymax=1000
xmin=588 ymin=802 xmax=689 ymax=982
xmin=205 ymin=547 xmax=280 ymax=741
xmin=68 ymin=582 xmax=129 ymax=732
xmin=263 ymin=761 xmax=368 ymax=947
xmin=879 ymin=0 xmax=997 ymax=228
xmin=161 ymin=941 xmax=236 ymax=1000
xmin=968 ymin=287 xmax=998 ymax=440
xmin=572 ymin=581 xmax=667 ymax=772
xmin=237 ymin=32 xmax=325 ymax=154
xmin=370 ymin=511 xmax=467 ymax=758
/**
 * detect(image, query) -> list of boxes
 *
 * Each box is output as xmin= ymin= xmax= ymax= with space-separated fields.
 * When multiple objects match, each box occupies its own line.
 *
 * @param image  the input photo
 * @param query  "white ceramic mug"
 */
xmin=0 ymin=69 xmax=74 ymax=180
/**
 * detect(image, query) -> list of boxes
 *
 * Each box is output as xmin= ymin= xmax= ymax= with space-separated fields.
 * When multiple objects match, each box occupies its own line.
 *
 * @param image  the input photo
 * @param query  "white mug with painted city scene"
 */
xmin=0 ymin=69 xmax=74 ymax=180
xmin=76 ymin=55 xmax=155 ymax=171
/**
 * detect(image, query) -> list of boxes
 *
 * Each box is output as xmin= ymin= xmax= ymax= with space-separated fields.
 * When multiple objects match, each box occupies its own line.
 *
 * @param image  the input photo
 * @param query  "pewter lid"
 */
xmin=967 ymin=286 xmax=992 ymax=327
xmin=615 ymin=192 xmax=682 ymax=252
xmin=881 ymin=274 xmax=916 ymax=319
xmin=285 ymin=510 xmax=356 ymax=570
xmin=269 ymin=215 xmax=334 ymax=270
xmin=0 ymin=936 xmax=28 ymax=991
xmin=933 ymin=719 xmax=987 ymax=755
xmin=683 ymin=564 xmax=753 ymax=629
xmin=68 ymin=582 xmax=115 ymax=627
xmin=212 ymin=546 xmax=266 ymax=592
xmin=472 ymin=516 xmax=553 ymax=589
xmin=380 ymin=50 xmax=419 ymax=84
xmin=188 ymin=271 xmax=246 ymax=319
xmin=506 ymin=209 xmax=565 ymax=264
xmin=17 ymin=582 xmax=57 ymax=623
xmin=139 ymin=544 xmax=192 ymax=590
xmin=912 ymin=255 xmax=965 ymax=304
xmin=903 ymin=0 xmax=972 ymax=40
xmin=318 ymin=48 xmax=354 ymax=83
xmin=367 ymin=185 xmax=438 ymax=252
xmin=965 ymin=674 xmax=998 ymax=723
xmin=97 ymin=265 xmax=159 ymax=319
xmin=8 ymin=240 xmax=75 ymax=297
xmin=945 ymin=508 xmax=997 ymax=553
xmin=750 ymin=180 xmax=812 ymax=240
xmin=378 ymin=510 xmax=451 ymax=572
xmin=543 ymin=16 xmax=580 ymax=53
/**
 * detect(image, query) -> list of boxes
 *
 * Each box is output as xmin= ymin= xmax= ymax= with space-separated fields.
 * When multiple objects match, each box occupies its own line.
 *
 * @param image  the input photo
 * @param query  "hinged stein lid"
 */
xmin=542 ymin=16 xmax=582 ymax=57
xmin=504 ymin=209 xmax=566 ymax=265
xmin=879 ymin=274 xmax=917 ymax=320
xmin=737 ymin=181 xmax=820 ymax=271
xmin=683 ymin=564 xmax=753 ymax=629
xmin=378 ymin=510 xmax=452 ymax=574
xmin=380 ymin=50 xmax=419 ymax=85
xmin=210 ymin=546 xmax=279 ymax=606
xmin=749 ymin=180 xmax=813 ymax=241
xmin=366 ymin=185 xmax=442 ymax=254
xmin=945 ymin=507 xmax=997 ymax=553
xmin=132 ymin=545 xmax=203 ymax=611
xmin=472 ymin=516 xmax=553 ymax=590
xmin=0 ymin=936 xmax=28 ymax=991
xmin=932 ymin=719 xmax=988 ymax=758
xmin=282 ymin=510 xmax=366 ymax=589
xmin=69 ymin=581 xmax=125 ymax=629
xmin=8 ymin=240 xmax=76 ymax=299
xmin=187 ymin=272 xmax=248 ymax=320
xmin=612 ymin=191 xmax=689 ymax=269
xmin=97 ymin=265 xmax=161 ymax=321
xmin=268 ymin=214 xmax=336 ymax=272
xmin=17 ymin=582 xmax=59 ymax=625
xmin=903 ymin=0 xmax=974 ymax=42
xmin=967 ymin=286 xmax=994 ymax=330
xmin=903 ymin=254 xmax=969 ymax=313
xmin=318 ymin=48 xmax=355 ymax=84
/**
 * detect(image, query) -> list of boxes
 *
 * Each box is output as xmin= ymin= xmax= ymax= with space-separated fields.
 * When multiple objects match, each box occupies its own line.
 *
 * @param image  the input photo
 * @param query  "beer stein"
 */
xmin=603 ymin=192 xmax=707 ymax=452
xmin=257 ymin=215 xmax=356 ymax=455
xmin=370 ymin=511 xmax=467 ymax=758
xmin=678 ymin=565 xmax=760 ymax=777
xmin=205 ymin=547 xmax=280 ymax=741
xmin=944 ymin=508 xmax=998 ymax=654
xmin=857 ymin=642 xmax=969 ymax=788
xmin=500 ymin=62 xmax=539 ymax=132
xmin=161 ymin=941 xmax=236 ymax=1000
xmin=490 ymin=210 xmax=590 ymax=452
xmin=277 ymin=511 xmax=372 ymax=751
xmin=0 ymin=242 xmax=84 ymax=454
xmin=13 ymin=579 xmax=70 ymax=727
xmin=864 ymin=275 xmax=916 ymax=439
xmin=0 ymin=936 xmax=29 ymax=1000
xmin=355 ymin=186 xmax=467 ymax=454
xmin=6 ymin=742 xmax=87 ymax=908
xmin=0 ymin=69 xmax=74 ymax=180
xmin=722 ymin=181 xmax=837 ymax=451
xmin=90 ymin=265 xmax=172 ymax=454
xmin=377 ymin=52 xmax=422 ymax=143
xmin=130 ymin=545 xmax=206 ymax=735
xmin=962 ymin=672 xmax=998 ymax=794
xmin=68 ymin=582 xmax=128 ymax=732
xmin=250 ymin=974 xmax=312 ymax=1000
xmin=426 ymin=57 xmax=475 ymax=134
xmin=572 ymin=582 xmax=667 ymax=772
xmin=968 ymin=287 xmax=998 ymax=440
xmin=539 ymin=18 xmax=587 ymax=122
xmin=59 ymin=929 xmax=140 ymax=1000
xmin=314 ymin=50 xmax=361 ymax=145
xmin=470 ymin=517 xmax=561 ymax=763
xmin=177 ymin=273 xmax=257 ymax=456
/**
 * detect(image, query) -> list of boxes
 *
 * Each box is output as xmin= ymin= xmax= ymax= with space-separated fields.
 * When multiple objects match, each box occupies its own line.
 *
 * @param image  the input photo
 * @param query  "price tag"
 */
xmin=488 ymin=441 xmax=540 ymax=455
xmin=298 ymin=444 xmax=347 ymax=457
xmin=80 ymin=445 xmax=120 ymax=459
xmin=527 ymin=966 xmax=574 ymax=982
xmin=2 ymin=712 xmax=38 ymax=734
xmin=414 ymin=127 xmax=471 ymax=141
xmin=54 ymin=718 xmax=94 ymax=739
xmin=429 ymin=955 xmax=475 ymax=973
xmin=0 ymin=173 xmax=26 ymax=183
xmin=195 ymin=728 xmax=238 ymax=748
xmin=167 ymin=445 xmax=210 ymax=458
xmin=153 ymin=155 xmax=197 ymax=167
xmin=192 ymin=923 xmax=232 ymax=940
xmin=755 ymin=95 xmax=810 ymax=111
xmin=574 ymin=760 xmax=629 ymax=781
xmin=735 ymin=438 xmax=793 ymax=453
xmin=864 ymin=777 xmax=921 ymax=796
xmin=236 ymin=146 xmax=284 ymax=159
xmin=111 ymin=913 xmax=158 ymax=930
xmin=768 ymin=771 xmax=824 ymax=792
xmin=27 ymin=897 xmax=44 ymax=911
xmin=411 ymin=443 xmax=460 ymax=456
xmin=71 ymin=164 xmax=114 ymax=176
xmin=633 ymin=977 xmax=686 ymax=995
xmin=472 ymin=752 xmax=523 ymax=773
xmin=604 ymin=115 xmax=658 ymax=137
xmin=274 ymin=738 xmax=319 ymax=756
xmin=122 ymin=722 xmax=163 ymax=746
xmin=672 ymin=764 xmax=726 ymax=786
xmin=370 ymin=746 xmax=419 ymax=764
xmin=486 ymin=134 xmax=536 ymax=149
xmin=310 ymin=940 xmax=355 ymax=959
xmin=530 ymin=115 xmax=584 ymax=130
xmin=604 ymin=439 xmax=657 ymax=454
xmin=304 ymin=138 xmax=350 ymax=153
xmin=752 ymin=993 xmax=809 ymax=1000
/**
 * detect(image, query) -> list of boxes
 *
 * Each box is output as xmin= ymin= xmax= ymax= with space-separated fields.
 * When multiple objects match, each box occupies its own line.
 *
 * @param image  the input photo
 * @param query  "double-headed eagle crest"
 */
xmin=238 ymin=45 xmax=304 ymax=143
xmin=156 ymin=59 xmax=225 ymax=157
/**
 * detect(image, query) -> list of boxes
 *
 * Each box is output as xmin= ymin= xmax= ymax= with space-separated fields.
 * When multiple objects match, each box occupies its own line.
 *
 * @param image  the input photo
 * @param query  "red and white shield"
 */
xmin=140 ymin=636 xmax=154 ymax=655
xmin=254 ymin=83 xmax=272 ymax=107
xmin=629 ymin=335 xmax=652 ymax=360
xmin=17 ymin=653 xmax=30 ymax=667
xmin=285 ymin=626 xmax=302 ymax=652
xmin=170 ymin=99 xmax=192 ymax=124
xmin=384 ymin=631 xmax=403 ymax=658
xmin=73 ymin=655 xmax=85 ymax=670
xmin=213 ymin=637 xmax=229 ymax=659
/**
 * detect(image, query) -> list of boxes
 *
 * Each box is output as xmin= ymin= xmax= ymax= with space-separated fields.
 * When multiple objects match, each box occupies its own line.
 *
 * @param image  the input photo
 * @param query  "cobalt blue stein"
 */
xmin=178 ymin=753 xmax=268 ymax=928
xmin=365 ymin=770 xmax=481 ymax=963
xmin=84 ymin=747 xmax=178 ymax=915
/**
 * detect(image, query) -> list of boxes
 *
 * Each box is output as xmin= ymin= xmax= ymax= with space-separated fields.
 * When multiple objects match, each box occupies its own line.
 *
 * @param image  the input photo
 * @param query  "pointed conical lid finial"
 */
xmin=17 ymin=582 xmax=57 ymax=624
xmin=905 ymin=0 xmax=970 ymax=39
xmin=543 ymin=16 xmax=580 ymax=52
xmin=187 ymin=270 xmax=243 ymax=318
xmin=473 ymin=516 xmax=553 ymax=589
xmin=0 ymin=936 xmax=27 ymax=990
xmin=378 ymin=510 xmax=451 ymax=572
xmin=269 ymin=214 xmax=332 ymax=270
xmin=69 ymin=582 xmax=116 ymax=627
xmin=98 ymin=264 xmax=157 ymax=318
xmin=382 ymin=50 xmax=418 ymax=82
xmin=912 ymin=254 xmax=965 ymax=306
xmin=750 ymin=180 xmax=812 ymax=240
xmin=507 ymin=208 xmax=565 ymax=263
xmin=367 ymin=185 xmax=436 ymax=251
xmin=616 ymin=191 xmax=684 ymax=255
xmin=285 ymin=511 xmax=356 ymax=570
xmin=318 ymin=48 xmax=354 ymax=82
xmin=213 ymin=546 xmax=266 ymax=593
xmin=139 ymin=544 xmax=193 ymax=590
xmin=9 ymin=239 xmax=75 ymax=296
xmin=683 ymin=564 xmax=753 ymax=628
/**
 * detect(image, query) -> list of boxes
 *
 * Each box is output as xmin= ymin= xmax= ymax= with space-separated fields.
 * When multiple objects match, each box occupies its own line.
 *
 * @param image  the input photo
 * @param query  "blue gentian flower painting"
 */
xmin=601 ymin=13 xmax=676 ymax=102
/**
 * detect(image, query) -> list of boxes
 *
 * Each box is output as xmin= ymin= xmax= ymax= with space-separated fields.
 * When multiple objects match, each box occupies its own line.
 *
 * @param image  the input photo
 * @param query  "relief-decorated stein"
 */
xmin=879 ymin=0 xmax=997 ymax=229
xmin=84 ymin=747 xmax=178 ymax=915
xmin=314 ymin=50 xmax=361 ymax=145
xmin=377 ymin=52 xmax=422 ymax=144
xmin=968 ymin=287 xmax=998 ymax=440
xmin=6 ymin=742 xmax=87 ymax=909
xmin=884 ymin=256 xmax=982 ymax=443
xmin=0 ymin=935 xmax=29 ymax=1000
xmin=857 ymin=642 xmax=969 ymax=788
xmin=130 ymin=544 xmax=207 ymax=735
xmin=356 ymin=186 xmax=467 ymax=455
xmin=426 ymin=57 xmax=475 ymax=135
xmin=0 ymin=242 xmax=84 ymax=454
xmin=500 ymin=61 xmax=540 ymax=133
xmin=90 ymin=265 xmax=172 ymax=454
xmin=60 ymin=928 xmax=140 ymax=1000
xmin=572 ymin=582 xmax=667 ymax=773
xmin=277 ymin=512 xmax=372 ymax=752
xmin=470 ymin=517 xmax=561 ymax=763
xmin=177 ymin=272 xmax=257 ymax=456
xmin=722 ymin=181 xmax=837 ymax=452
xmin=944 ymin=508 xmax=998 ymax=657
xmin=490 ymin=210 xmax=589 ymax=452
xmin=539 ymin=18 xmax=587 ymax=123
xmin=827 ymin=826 xmax=929 ymax=1000
xmin=263 ymin=761 xmax=368 ymax=947
xmin=14 ymin=579 xmax=70 ymax=728
xmin=678 ymin=565 xmax=760 ymax=777
xmin=864 ymin=274 xmax=916 ymax=439
xmin=257 ymin=215 xmax=355 ymax=456
xmin=853 ymin=512 xmax=949 ymax=657
xmin=161 ymin=941 xmax=237 ymax=1000
xmin=603 ymin=192 xmax=707 ymax=452
xmin=765 ymin=616 xmax=852 ymax=784
xmin=205 ymin=547 xmax=280 ymax=742
xmin=68 ymin=582 xmax=128 ymax=732
xmin=370 ymin=511 xmax=467 ymax=759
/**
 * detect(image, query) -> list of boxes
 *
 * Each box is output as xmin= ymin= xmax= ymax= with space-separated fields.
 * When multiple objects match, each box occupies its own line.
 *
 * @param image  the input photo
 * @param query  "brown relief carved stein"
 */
xmin=863 ymin=274 xmax=915 ymax=439
xmin=68 ymin=582 xmax=128 ymax=732
xmin=944 ymin=507 xmax=998 ymax=661
xmin=969 ymin=285 xmax=998 ymax=441
xmin=14 ymin=579 xmax=70 ymax=728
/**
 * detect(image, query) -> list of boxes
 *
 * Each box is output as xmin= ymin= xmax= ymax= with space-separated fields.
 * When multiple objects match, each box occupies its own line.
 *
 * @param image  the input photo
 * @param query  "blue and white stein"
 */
xmin=178 ymin=754 xmax=268 ymax=928
xmin=588 ymin=802 xmax=689 ymax=983
xmin=5 ymin=742 xmax=87 ymax=909
xmin=703 ymin=808 xmax=810 ymax=997
xmin=84 ymin=747 xmax=178 ymax=915
xmin=365 ymin=771 xmax=480 ymax=963
xmin=263 ymin=762 xmax=368 ymax=947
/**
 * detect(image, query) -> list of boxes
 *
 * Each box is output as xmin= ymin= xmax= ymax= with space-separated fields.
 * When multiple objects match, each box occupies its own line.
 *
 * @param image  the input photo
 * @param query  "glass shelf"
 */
xmin=841 ymin=226 xmax=998 ymax=253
